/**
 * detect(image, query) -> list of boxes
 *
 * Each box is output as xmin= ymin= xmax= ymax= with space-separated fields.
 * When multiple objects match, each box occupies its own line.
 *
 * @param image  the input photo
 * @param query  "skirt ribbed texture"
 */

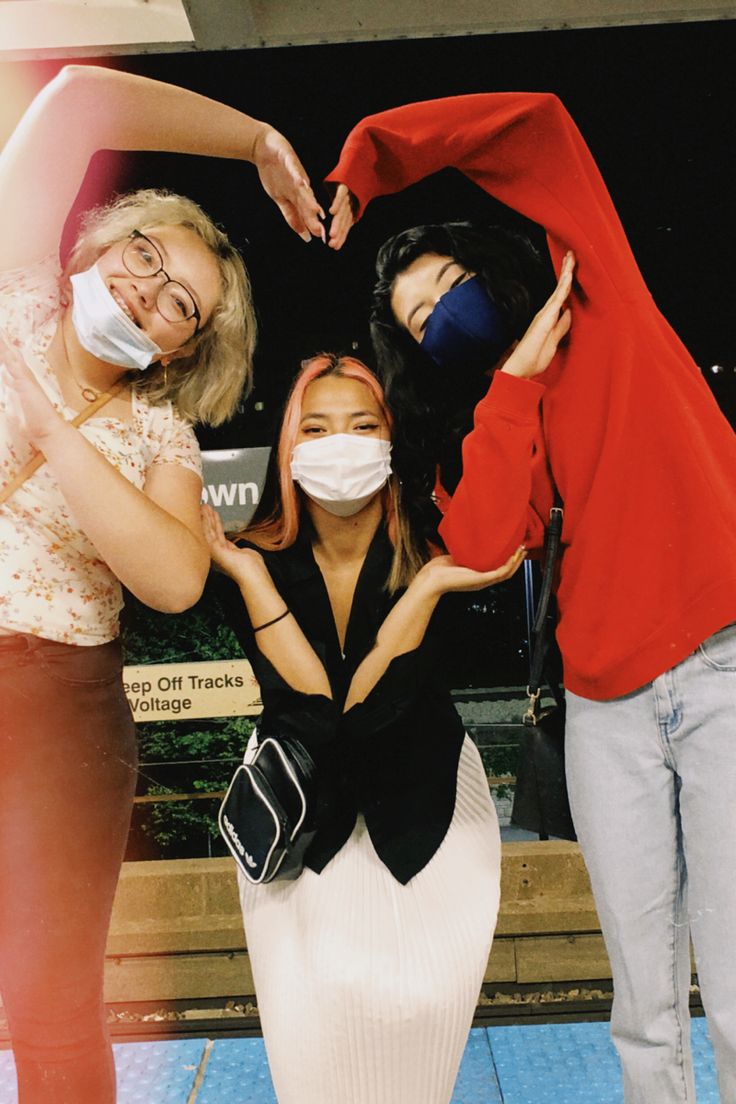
xmin=238 ymin=735 xmax=501 ymax=1104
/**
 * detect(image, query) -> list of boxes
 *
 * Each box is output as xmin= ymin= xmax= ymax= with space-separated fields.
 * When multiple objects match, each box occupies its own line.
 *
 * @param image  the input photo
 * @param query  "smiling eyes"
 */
xmin=413 ymin=269 xmax=472 ymax=335
xmin=127 ymin=243 xmax=186 ymax=316
xmin=122 ymin=231 xmax=201 ymax=329
xmin=169 ymin=292 xmax=190 ymax=319
xmin=302 ymin=421 xmax=381 ymax=435
xmin=129 ymin=242 xmax=155 ymax=268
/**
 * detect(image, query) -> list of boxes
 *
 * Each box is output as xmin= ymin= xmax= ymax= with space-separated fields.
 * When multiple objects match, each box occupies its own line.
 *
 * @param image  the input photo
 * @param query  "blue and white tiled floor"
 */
xmin=0 ymin=1018 xmax=720 ymax=1103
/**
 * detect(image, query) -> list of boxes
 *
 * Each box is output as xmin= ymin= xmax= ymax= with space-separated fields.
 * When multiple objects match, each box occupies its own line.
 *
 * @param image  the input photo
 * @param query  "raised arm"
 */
xmin=0 ymin=64 xmax=323 ymax=269
xmin=0 ymin=334 xmax=210 ymax=610
xmin=203 ymin=507 xmax=332 ymax=698
xmin=327 ymin=92 xmax=646 ymax=299
xmin=439 ymin=251 xmax=574 ymax=570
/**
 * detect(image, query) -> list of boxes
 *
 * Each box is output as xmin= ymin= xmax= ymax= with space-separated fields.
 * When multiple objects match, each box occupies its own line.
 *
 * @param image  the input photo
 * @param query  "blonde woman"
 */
xmin=0 ymin=64 xmax=322 ymax=1103
xmin=205 ymin=354 xmax=524 ymax=1104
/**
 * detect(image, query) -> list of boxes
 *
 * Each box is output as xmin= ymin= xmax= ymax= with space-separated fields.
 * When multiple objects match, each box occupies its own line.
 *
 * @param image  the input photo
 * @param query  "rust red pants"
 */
xmin=0 ymin=635 xmax=137 ymax=1104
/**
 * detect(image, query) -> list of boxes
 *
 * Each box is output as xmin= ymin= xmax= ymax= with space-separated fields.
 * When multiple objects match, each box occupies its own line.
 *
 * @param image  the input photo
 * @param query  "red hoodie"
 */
xmin=327 ymin=92 xmax=736 ymax=700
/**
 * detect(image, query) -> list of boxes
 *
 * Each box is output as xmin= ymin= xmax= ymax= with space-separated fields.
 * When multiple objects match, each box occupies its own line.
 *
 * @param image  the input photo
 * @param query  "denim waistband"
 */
xmin=0 ymin=633 xmax=34 ymax=653
xmin=0 ymin=633 xmax=120 ymax=656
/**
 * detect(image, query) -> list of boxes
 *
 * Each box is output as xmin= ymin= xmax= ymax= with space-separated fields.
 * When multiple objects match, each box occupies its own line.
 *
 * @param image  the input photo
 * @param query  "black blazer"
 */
xmin=215 ymin=524 xmax=467 ymax=885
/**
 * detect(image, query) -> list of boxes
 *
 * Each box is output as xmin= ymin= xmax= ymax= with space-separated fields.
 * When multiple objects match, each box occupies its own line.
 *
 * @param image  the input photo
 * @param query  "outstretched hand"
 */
xmin=417 ymin=546 xmax=527 ymax=596
xmin=0 ymin=331 xmax=61 ymax=447
xmin=501 ymin=251 xmax=576 ymax=381
xmin=252 ymin=125 xmax=326 ymax=242
xmin=327 ymin=183 xmax=357 ymax=250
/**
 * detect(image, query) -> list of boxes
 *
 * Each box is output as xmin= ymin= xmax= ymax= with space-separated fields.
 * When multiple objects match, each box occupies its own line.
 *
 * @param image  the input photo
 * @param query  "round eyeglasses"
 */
xmin=122 ymin=230 xmax=201 ymax=333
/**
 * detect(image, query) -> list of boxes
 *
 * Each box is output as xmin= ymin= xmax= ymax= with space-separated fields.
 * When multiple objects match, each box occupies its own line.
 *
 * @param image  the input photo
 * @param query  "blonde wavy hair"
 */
xmin=62 ymin=188 xmax=255 ymax=426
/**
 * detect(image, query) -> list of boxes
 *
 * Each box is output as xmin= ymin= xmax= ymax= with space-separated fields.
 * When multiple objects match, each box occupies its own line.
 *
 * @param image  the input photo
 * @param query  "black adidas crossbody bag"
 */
xmin=219 ymin=727 xmax=318 ymax=884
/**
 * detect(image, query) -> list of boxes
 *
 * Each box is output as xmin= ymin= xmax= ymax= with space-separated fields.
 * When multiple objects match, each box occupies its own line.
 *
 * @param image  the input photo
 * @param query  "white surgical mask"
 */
xmin=290 ymin=433 xmax=392 ymax=517
xmin=69 ymin=263 xmax=162 ymax=371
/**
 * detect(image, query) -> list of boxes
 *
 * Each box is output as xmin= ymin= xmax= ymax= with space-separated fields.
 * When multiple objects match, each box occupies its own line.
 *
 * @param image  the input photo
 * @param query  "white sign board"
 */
xmin=123 ymin=659 xmax=261 ymax=721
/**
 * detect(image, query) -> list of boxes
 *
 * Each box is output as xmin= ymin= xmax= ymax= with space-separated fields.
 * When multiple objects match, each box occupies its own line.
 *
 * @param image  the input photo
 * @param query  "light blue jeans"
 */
xmin=566 ymin=622 xmax=736 ymax=1104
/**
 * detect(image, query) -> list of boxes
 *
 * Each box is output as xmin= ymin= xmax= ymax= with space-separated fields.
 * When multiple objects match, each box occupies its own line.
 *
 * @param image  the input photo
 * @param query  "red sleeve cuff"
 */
xmin=325 ymin=141 xmax=373 ymax=220
xmin=475 ymin=370 xmax=546 ymax=426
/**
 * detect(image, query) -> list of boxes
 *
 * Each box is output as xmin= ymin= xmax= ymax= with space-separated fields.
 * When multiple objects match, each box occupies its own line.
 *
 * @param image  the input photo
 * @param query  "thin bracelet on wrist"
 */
xmin=252 ymin=608 xmax=290 ymax=634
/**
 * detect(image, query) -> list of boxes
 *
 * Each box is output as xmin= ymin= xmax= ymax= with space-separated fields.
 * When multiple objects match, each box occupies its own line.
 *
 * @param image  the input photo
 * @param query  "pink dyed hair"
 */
xmin=245 ymin=354 xmax=397 ymax=551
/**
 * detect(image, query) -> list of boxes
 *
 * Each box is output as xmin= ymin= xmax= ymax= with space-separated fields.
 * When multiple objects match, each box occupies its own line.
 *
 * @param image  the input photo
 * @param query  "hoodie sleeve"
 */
xmin=327 ymin=91 xmax=649 ymax=305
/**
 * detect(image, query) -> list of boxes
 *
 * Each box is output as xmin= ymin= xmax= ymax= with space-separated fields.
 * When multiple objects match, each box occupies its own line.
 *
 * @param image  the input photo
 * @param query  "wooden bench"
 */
xmin=104 ymin=842 xmax=611 ymax=1005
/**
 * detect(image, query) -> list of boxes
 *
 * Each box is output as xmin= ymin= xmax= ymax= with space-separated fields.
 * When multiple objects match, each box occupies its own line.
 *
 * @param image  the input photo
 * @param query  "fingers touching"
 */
xmin=254 ymin=128 xmax=325 ymax=242
xmin=327 ymin=184 xmax=356 ymax=250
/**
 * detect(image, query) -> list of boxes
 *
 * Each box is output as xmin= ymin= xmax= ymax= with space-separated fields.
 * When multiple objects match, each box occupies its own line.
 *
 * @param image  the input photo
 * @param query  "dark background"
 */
xmin=5 ymin=17 xmax=730 ymax=447
xmin=41 ymin=16 xmax=736 ymax=691
xmin=6 ymin=20 xmax=733 ymax=856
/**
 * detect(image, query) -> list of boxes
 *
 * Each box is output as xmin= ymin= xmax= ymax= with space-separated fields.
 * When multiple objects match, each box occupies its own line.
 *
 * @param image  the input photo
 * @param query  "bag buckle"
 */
xmin=524 ymin=686 xmax=541 ymax=726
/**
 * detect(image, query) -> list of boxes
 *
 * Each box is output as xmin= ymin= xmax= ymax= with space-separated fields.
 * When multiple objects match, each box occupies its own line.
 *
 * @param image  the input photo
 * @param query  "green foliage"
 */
xmin=122 ymin=578 xmax=254 ymax=859
xmin=479 ymin=742 xmax=520 ymax=802
xmin=479 ymin=741 xmax=519 ymax=779
xmin=136 ymin=714 xmax=252 ymax=764
xmin=141 ymin=789 xmax=227 ymax=856
xmin=122 ymin=576 xmax=239 ymax=667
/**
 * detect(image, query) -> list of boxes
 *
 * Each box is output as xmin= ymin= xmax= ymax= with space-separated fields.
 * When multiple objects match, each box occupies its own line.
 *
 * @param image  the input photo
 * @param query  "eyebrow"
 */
xmin=405 ymin=260 xmax=459 ymax=330
xmin=146 ymin=233 xmax=201 ymax=310
xmin=300 ymin=410 xmax=380 ymax=422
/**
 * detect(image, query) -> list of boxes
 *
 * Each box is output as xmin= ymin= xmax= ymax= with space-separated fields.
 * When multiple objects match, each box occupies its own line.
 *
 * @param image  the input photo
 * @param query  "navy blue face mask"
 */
xmin=420 ymin=276 xmax=511 ymax=378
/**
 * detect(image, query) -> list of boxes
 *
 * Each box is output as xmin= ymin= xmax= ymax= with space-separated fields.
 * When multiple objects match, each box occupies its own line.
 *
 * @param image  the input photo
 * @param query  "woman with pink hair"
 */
xmin=204 ymin=352 xmax=523 ymax=1104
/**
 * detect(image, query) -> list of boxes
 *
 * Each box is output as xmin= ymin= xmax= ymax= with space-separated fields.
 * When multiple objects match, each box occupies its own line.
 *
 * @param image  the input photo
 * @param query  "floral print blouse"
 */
xmin=0 ymin=255 xmax=202 ymax=645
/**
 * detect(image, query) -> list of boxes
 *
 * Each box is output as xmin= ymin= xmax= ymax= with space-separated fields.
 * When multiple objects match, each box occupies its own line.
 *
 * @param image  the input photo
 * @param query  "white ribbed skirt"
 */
xmin=238 ymin=736 xmax=501 ymax=1104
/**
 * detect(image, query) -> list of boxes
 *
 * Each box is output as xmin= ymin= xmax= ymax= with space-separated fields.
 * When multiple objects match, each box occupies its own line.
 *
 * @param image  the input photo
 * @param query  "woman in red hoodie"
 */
xmin=326 ymin=93 xmax=736 ymax=1104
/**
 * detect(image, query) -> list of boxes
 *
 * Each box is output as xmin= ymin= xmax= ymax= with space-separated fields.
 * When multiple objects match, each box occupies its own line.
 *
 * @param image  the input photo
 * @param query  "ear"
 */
xmin=156 ymin=342 xmax=197 ymax=367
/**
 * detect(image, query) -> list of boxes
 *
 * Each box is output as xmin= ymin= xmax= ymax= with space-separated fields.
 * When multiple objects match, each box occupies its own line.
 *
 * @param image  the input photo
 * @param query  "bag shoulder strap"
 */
xmin=0 ymin=379 xmax=128 ymax=508
xmin=525 ymin=492 xmax=564 ymax=720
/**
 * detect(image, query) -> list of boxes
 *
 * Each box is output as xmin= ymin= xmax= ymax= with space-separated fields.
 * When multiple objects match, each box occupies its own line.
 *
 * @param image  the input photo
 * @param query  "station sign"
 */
xmin=123 ymin=658 xmax=261 ymax=721
xmin=200 ymin=446 xmax=271 ymax=530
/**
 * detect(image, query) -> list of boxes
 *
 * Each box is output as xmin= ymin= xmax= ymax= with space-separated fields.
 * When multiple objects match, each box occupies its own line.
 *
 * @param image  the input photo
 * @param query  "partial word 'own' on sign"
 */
xmin=201 ymin=446 xmax=271 ymax=531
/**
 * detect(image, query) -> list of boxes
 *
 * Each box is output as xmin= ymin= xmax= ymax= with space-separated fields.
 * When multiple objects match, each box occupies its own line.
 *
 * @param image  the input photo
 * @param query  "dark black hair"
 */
xmin=370 ymin=221 xmax=549 ymax=495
